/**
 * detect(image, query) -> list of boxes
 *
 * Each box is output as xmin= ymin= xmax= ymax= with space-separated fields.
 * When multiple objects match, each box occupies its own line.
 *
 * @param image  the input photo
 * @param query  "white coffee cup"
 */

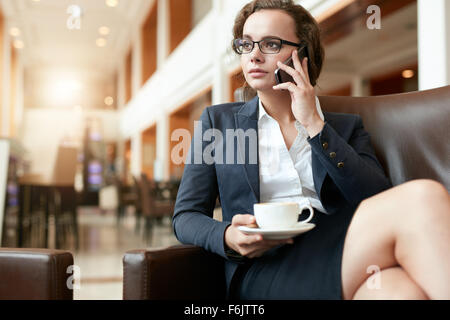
xmin=253 ymin=202 xmax=314 ymax=229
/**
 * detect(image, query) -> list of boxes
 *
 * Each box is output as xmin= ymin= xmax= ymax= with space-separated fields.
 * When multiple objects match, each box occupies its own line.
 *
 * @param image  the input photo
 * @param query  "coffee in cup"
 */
xmin=253 ymin=202 xmax=314 ymax=229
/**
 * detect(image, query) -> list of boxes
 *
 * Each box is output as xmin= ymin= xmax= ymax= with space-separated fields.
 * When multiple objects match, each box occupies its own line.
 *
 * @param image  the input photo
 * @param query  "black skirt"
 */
xmin=232 ymin=208 xmax=355 ymax=300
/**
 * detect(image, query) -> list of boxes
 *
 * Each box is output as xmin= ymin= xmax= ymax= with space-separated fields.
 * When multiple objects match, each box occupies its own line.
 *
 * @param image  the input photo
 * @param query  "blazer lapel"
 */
xmin=234 ymin=96 xmax=260 ymax=202
xmin=232 ymin=97 xmax=332 ymax=204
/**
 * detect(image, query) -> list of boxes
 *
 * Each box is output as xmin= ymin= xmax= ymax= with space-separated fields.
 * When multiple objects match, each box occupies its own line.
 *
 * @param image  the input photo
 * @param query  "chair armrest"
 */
xmin=123 ymin=244 xmax=226 ymax=300
xmin=0 ymin=248 xmax=74 ymax=300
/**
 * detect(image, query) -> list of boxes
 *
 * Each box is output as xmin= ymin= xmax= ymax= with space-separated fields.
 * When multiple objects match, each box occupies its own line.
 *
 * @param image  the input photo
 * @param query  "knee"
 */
xmin=406 ymin=179 xmax=448 ymax=198
xmin=404 ymin=179 xmax=449 ymax=209
xmin=403 ymin=180 xmax=450 ymax=225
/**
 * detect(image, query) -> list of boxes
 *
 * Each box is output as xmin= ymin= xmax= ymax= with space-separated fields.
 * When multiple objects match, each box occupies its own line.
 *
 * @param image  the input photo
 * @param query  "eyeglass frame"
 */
xmin=233 ymin=37 xmax=305 ymax=55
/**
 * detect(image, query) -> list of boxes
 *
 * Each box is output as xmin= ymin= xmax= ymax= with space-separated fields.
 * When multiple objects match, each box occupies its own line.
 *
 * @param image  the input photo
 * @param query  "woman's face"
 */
xmin=240 ymin=9 xmax=299 ymax=92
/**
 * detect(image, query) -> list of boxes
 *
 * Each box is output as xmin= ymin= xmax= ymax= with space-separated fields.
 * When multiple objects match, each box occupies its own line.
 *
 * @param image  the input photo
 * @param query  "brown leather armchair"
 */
xmin=137 ymin=173 xmax=175 ymax=243
xmin=0 ymin=248 xmax=74 ymax=300
xmin=123 ymin=85 xmax=450 ymax=300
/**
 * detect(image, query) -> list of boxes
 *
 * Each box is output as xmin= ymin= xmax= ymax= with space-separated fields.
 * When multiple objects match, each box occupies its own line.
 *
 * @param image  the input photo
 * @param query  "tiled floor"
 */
xmin=71 ymin=207 xmax=180 ymax=300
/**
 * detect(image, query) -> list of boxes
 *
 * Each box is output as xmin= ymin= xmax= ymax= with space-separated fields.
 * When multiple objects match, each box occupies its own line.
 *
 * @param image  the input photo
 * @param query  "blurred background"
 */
xmin=0 ymin=0 xmax=449 ymax=299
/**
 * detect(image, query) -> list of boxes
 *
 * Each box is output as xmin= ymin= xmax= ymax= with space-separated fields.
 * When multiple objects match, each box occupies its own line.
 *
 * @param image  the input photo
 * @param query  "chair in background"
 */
xmin=47 ymin=145 xmax=80 ymax=251
xmin=53 ymin=186 xmax=79 ymax=250
xmin=138 ymin=173 xmax=175 ymax=244
xmin=17 ymin=182 xmax=46 ymax=248
xmin=112 ymin=177 xmax=138 ymax=226
xmin=0 ymin=248 xmax=74 ymax=300
xmin=122 ymin=85 xmax=450 ymax=300
xmin=132 ymin=175 xmax=143 ymax=232
xmin=17 ymin=175 xmax=54 ymax=249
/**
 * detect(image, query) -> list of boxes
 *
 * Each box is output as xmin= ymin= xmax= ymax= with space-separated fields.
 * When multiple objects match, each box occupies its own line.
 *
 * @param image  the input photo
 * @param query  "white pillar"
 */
xmin=417 ymin=0 xmax=450 ymax=90
xmin=0 ymin=140 xmax=10 ymax=245
xmin=13 ymin=49 xmax=24 ymax=138
xmin=157 ymin=0 xmax=169 ymax=68
xmin=116 ymin=137 xmax=125 ymax=179
xmin=155 ymin=113 xmax=169 ymax=181
xmin=130 ymin=132 xmax=142 ymax=179
xmin=1 ymin=26 xmax=10 ymax=137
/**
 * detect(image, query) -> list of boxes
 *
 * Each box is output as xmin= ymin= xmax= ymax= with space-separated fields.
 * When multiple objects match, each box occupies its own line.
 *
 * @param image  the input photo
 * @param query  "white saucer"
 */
xmin=237 ymin=222 xmax=315 ymax=240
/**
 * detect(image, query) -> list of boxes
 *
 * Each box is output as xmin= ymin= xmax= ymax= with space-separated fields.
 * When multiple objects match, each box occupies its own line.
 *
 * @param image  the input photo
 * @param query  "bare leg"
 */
xmin=341 ymin=179 xmax=450 ymax=300
xmin=353 ymin=267 xmax=428 ymax=300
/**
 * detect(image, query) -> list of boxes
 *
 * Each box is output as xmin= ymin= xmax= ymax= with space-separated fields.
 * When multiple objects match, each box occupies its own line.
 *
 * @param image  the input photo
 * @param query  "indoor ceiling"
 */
xmin=0 ymin=0 xmax=153 ymax=73
xmin=0 ymin=0 xmax=418 ymax=101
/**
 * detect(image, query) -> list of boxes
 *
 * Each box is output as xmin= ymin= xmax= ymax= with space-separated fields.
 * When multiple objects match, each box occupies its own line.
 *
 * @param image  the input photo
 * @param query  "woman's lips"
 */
xmin=249 ymin=71 xmax=268 ymax=78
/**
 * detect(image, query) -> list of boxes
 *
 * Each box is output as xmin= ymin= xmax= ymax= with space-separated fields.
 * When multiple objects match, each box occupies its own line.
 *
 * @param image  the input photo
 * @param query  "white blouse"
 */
xmin=258 ymin=96 xmax=327 ymax=213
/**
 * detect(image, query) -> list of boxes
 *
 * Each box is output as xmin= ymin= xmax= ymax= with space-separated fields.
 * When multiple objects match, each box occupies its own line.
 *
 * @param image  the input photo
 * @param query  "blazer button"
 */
xmin=322 ymin=142 xmax=328 ymax=150
xmin=329 ymin=152 xmax=336 ymax=159
xmin=337 ymin=162 xmax=344 ymax=168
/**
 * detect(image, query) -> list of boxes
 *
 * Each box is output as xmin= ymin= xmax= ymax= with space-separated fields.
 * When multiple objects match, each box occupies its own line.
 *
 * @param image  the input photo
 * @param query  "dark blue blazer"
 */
xmin=173 ymin=96 xmax=391 ymax=296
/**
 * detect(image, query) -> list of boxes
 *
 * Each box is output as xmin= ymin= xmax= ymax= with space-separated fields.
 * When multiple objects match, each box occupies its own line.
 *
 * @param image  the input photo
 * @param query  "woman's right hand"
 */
xmin=224 ymin=214 xmax=294 ymax=259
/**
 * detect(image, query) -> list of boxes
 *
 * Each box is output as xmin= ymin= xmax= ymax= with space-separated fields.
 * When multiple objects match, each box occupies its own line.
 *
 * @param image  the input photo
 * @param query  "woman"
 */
xmin=173 ymin=0 xmax=450 ymax=300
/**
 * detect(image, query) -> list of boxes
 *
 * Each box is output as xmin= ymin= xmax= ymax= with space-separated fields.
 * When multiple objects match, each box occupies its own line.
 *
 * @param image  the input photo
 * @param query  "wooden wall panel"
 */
xmin=370 ymin=63 xmax=418 ymax=96
xmin=169 ymin=108 xmax=192 ymax=179
xmin=319 ymin=0 xmax=416 ymax=46
xmin=229 ymin=69 xmax=246 ymax=102
xmin=141 ymin=2 xmax=158 ymax=85
xmin=142 ymin=125 xmax=157 ymax=179
xmin=169 ymin=0 xmax=192 ymax=54
xmin=168 ymin=88 xmax=212 ymax=179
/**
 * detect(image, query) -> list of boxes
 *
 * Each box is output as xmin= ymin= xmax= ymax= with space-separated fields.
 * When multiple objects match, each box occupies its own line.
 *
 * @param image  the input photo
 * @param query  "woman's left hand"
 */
xmin=273 ymin=49 xmax=325 ymax=137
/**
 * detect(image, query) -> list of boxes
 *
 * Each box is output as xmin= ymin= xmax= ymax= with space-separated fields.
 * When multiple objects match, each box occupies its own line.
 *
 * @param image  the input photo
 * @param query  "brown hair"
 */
xmin=232 ymin=0 xmax=324 ymax=87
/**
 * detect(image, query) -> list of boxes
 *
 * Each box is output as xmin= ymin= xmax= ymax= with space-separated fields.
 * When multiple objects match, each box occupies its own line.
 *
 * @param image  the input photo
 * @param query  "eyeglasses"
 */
xmin=233 ymin=37 xmax=303 ymax=54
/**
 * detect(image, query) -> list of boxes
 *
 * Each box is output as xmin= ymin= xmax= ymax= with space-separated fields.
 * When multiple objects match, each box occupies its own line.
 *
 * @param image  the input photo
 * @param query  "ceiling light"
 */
xmin=48 ymin=77 xmax=82 ymax=105
xmin=402 ymin=70 xmax=415 ymax=79
xmin=9 ymin=27 xmax=21 ymax=37
xmin=13 ymin=40 xmax=25 ymax=49
xmin=32 ymin=0 xmax=40 ymax=2
xmin=104 ymin=96 xmax=114 ymax=106
xmin=67 ymin=5 xmax=83 ymax=30
xmin=96 ymin=38 xmax=107 ymax=47
xmin=99 ymin=26 xmax=110 ymax=36
xmin=105 ymin=0 xmax=118 ymax=8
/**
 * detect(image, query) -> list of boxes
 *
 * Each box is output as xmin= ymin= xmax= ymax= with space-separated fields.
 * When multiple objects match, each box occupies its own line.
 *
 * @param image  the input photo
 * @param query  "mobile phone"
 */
xmin=274 ymin=44 xmax=310 ymax=85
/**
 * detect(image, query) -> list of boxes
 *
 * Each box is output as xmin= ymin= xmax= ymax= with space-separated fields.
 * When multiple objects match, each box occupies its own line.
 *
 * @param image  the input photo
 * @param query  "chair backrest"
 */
xmin=139 ymin=173 xmax=156 ymax=216
xmin=235 ymin=86 xmax=450 ymax=190
xmin=0 ymin=248 xmax=74 ymax=300
xmin=51 ymin=145 xmax=78 ymax=186
xmin=318 ymin=86 xmax=450 ymax=190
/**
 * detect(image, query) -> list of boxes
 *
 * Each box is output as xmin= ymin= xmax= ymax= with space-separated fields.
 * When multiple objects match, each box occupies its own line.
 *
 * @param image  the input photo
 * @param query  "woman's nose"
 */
xmin=250 ymin=45 xmax=264 ymax=63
